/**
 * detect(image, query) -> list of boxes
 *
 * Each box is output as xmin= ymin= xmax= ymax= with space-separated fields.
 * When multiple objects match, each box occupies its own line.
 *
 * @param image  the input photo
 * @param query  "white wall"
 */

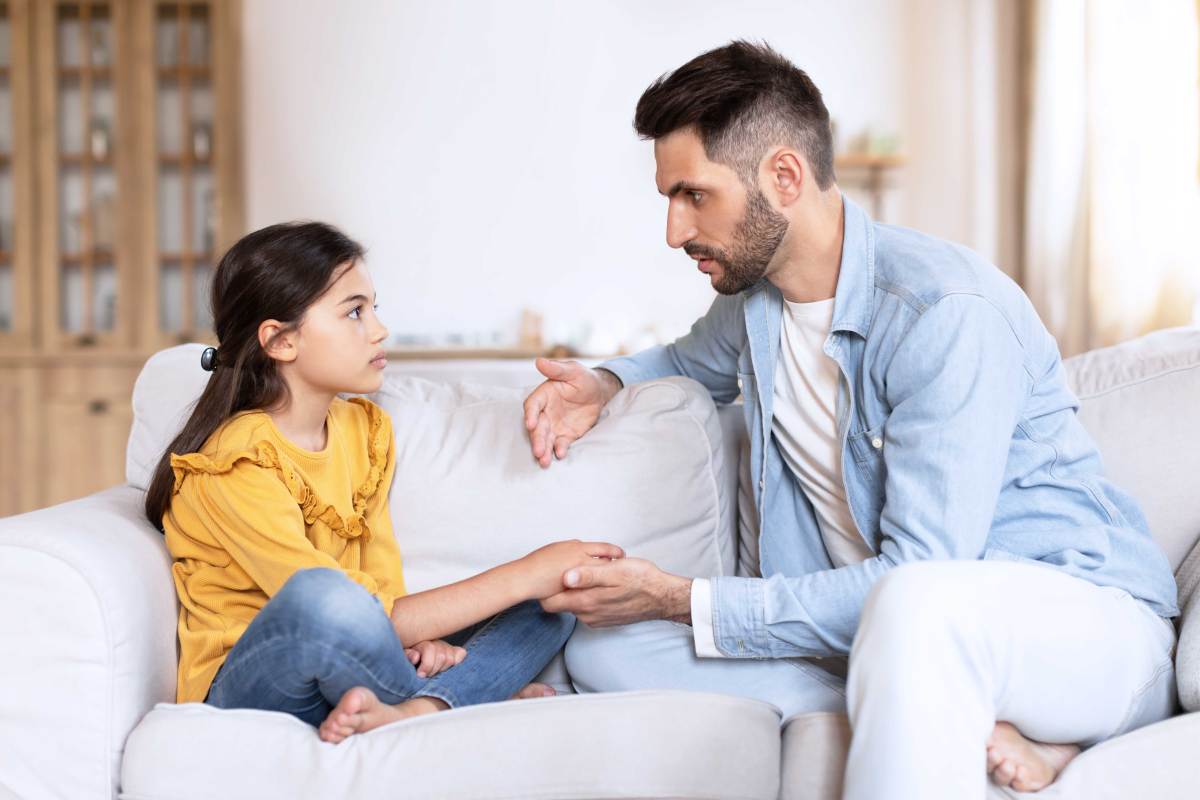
xmin=243 ymin=0 xmax=959 ymax=350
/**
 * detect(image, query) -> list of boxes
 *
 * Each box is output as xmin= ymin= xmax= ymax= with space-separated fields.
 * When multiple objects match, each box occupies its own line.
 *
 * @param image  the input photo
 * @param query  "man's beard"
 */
xmin=684 ymin=188 xmax=789 ymax=295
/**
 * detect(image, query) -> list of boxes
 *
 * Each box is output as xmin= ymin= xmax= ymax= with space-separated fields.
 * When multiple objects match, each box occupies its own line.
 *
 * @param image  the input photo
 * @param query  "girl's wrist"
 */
xmin=492 ymin=559 xmax=536 ymax=604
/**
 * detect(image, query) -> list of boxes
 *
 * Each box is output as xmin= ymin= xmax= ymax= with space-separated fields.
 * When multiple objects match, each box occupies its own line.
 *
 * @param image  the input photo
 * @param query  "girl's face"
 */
xmin=277 ymin=259 xmax=390 ymax=397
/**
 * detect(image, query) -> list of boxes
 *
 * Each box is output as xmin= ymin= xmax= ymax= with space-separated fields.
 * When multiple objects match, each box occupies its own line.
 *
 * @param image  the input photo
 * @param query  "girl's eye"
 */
xmin=348 ymin=303 xmax=380 ymax=320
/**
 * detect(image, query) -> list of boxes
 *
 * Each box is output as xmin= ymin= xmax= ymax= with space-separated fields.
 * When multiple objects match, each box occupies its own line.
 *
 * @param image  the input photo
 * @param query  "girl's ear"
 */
xmin=259 ymin=320 xmax=298 ymax=364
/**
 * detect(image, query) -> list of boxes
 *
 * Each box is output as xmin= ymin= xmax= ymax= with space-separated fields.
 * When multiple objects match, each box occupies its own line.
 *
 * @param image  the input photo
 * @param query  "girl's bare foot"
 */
xmin=318 ymin=687 xmax=448 ymax=744
xmin=512 ymin=682 xmax=556 ymax=700
xmin=319 ymin=683 xmax=556 ymax=744
xmin=987 ymin=721 xmax=1081 ymax=792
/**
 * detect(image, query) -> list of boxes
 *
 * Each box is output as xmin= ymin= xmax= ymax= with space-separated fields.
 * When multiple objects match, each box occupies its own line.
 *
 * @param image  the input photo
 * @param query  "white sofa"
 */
xmin=2 ymin=327 xmax=1199 ymax=800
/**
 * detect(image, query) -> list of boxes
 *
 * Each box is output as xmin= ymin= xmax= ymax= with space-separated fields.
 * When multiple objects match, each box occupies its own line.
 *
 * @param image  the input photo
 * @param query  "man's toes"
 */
xmin=992 ymin=758 xmax=1017 ymax=786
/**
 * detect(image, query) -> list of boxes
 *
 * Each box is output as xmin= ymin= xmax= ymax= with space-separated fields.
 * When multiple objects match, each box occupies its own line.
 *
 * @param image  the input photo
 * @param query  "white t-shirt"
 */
xmin=770 ymin=297 xmax=874 ymax=568
xmin=691 ymin=297 xmax=874 ymax=657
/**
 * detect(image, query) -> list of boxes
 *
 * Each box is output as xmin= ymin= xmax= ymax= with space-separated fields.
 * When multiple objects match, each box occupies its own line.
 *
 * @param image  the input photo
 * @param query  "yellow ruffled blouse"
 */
xmin=163 ymin=396 xmax=407 ymax=703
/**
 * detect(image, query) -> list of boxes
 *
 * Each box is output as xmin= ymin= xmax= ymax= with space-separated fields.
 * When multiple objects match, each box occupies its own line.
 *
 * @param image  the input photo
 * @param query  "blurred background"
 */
xmin=0 ymin=0 xmax=1197 ymax=515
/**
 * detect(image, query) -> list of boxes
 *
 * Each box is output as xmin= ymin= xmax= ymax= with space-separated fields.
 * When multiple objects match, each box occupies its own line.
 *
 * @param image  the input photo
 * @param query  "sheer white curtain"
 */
xmin=1023 ymin=0 xmax=1200 ymax=355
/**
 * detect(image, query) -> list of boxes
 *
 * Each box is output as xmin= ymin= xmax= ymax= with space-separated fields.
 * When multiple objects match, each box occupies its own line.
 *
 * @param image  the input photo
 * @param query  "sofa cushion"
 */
xmin=375 ymin=372 xmax=737 ymax=594
xmin=1063 ymin=326 xmax=1200 ymax=571
xmin=121 ymin=691 xmax=782 ymax=800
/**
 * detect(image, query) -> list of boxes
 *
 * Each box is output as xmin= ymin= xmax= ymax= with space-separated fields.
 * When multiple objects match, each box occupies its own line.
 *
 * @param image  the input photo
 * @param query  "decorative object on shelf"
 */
xmin=89 ymin=22 xmax=109 ymax=68
xmin=201 ymin=187 xmax=215 ymax=252
xmin=191 ymin=121 xmax=210 ymax=160
xmin=97 ymin=283 xmax=115 ymax=331
xmin=63 ymin=210 xmax=83 ymax=254
xmin=834 ymin=128 xmax=907 ymax=221
xmin=89 ymin=118 xmax=109 ymax=161
xmin=93 ymin=192 xmax=115 ymax=250
xmin=156 ymin=18 xmax=177 ymax=67
xmin=188 ymin=14 xmax=210 ymax=65
xmin=518 ymin=308 xmax=543 ymax=350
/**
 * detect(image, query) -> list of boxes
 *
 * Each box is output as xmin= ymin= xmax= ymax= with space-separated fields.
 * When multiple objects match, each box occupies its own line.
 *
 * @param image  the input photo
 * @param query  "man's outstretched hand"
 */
xmin=539 ymin=557 xmax=693 ymax=627
xmin=523 ymin=358 xmax=622 ymax=468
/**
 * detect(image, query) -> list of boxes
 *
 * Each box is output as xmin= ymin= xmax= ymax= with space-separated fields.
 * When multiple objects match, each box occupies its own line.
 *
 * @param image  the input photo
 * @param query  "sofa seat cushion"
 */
xmin=778 ymin=710 xmax=1200 ymax=800
xmin=121 ymin=691 xmax=782 ymax=800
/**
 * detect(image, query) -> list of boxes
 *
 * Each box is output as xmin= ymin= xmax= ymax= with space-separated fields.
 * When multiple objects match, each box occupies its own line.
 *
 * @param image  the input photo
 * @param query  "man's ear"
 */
xmin=258 ymin=320 xmax=298 ymax=364
xmin=764 ymin=147 xmax=805 ymax=207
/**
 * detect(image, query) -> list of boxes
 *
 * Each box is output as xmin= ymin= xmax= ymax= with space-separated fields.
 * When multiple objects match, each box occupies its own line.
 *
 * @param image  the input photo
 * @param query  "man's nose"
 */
xmin=665 ymin=204 xmax=697 ymax=250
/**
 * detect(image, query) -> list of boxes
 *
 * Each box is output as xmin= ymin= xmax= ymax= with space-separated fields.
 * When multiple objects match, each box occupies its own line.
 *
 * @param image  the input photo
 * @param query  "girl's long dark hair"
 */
xmin=144 ymin=221 xmax=365 ymax=532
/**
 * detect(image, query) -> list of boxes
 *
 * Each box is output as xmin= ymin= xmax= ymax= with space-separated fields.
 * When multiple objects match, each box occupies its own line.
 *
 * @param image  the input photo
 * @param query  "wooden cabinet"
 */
xmin=0 ymin=0 xmax=243 ymax=517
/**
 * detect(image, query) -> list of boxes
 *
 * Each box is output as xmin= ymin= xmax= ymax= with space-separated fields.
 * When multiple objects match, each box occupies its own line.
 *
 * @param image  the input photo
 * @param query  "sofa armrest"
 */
xmin=0 ymin=486 xmax=177 ymax=800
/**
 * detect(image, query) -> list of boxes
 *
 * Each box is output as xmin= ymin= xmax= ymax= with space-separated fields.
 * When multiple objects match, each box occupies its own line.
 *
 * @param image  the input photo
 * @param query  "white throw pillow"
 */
xmin=374 ymin=374 xmax=738 ymax=594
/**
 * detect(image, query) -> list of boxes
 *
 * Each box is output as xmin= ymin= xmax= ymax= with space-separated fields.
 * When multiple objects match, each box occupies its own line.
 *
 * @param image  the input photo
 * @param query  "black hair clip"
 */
xmin=200 ymin=346 xmax=219 ymax=372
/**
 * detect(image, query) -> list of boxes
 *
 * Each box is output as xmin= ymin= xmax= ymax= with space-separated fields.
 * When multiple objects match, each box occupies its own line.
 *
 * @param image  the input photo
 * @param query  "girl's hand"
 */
xmin=405 ymin=639 xmax=467 ymax=678
xmin=518 ymin=539 xmax=626 ymax=600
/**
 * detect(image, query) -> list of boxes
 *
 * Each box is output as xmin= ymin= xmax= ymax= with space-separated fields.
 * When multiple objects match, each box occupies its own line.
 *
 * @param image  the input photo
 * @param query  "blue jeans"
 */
xmin=205 ymin=568 xmax=574 ymax=727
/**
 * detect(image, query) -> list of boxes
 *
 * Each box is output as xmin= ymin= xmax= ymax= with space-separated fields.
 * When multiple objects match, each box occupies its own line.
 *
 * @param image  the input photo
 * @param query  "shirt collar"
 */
xmin=742 ymin=193 xmax=876 ymax=338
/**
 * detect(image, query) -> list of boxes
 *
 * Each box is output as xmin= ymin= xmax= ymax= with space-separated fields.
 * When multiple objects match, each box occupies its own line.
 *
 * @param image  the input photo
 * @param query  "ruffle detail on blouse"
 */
xmin=169 ymin=397 xmax=391 ymax=542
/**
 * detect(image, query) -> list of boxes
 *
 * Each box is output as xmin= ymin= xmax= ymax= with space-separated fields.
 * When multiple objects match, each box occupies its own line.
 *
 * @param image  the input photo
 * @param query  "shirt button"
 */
xmin=758 ymin=479 xmax=765 ymax=490
xmin=871 ymin=437 xmax=883 ymax=449
xmin=737 ymin=378 xmax=744 ymax=391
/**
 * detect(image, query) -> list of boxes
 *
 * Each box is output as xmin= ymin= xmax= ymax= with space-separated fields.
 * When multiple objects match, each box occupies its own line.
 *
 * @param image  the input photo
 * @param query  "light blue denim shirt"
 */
xmin=601 ymin=195 xmax=1179 ymax=660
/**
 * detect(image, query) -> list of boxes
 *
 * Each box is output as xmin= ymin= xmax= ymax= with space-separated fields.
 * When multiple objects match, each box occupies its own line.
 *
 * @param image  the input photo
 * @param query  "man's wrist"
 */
xmin=664 ymin=575 xmax=694 ymax=625
xmin=594 ymin=367 xmax=624 ymax=401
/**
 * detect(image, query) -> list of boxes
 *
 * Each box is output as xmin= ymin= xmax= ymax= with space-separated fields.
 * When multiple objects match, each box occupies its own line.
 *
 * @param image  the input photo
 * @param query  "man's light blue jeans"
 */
xmin=205 ymin=567 xmax=574 ymax=726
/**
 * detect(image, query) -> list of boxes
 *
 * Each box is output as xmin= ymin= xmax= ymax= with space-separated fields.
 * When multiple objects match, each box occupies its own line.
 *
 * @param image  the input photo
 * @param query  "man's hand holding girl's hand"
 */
xmin=518 ymin=539 xmax=626 ymax=600
xmin=405 ymin=639 xmax=467 ymax=678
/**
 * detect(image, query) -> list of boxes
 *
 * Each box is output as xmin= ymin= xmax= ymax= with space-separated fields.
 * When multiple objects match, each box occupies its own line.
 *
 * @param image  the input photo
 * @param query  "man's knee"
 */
xmin=564 ymin=620 xmax=689 ymax=692
xmin=853 ymin=562 xmax=979 ymax=656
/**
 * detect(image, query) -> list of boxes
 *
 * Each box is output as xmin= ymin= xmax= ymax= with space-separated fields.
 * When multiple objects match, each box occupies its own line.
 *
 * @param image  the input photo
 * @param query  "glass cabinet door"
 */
xmin=150 ymin=0 xmax=217 ymax=344
xmin=0 ymin=4 xmax=13 ymax=336
xmin=36 ymin=0 xmax=131 ymax=349
xmin=0 ymin=0 xmax=33 ymax=347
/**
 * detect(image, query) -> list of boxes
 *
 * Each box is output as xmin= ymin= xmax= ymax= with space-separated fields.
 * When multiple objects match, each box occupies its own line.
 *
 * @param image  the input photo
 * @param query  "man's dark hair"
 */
xmin=634 ymin=40 xmax=835 ymax=190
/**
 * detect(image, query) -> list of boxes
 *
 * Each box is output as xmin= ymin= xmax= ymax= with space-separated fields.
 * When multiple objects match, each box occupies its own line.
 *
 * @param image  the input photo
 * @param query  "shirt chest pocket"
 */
xmin=847 ymin=424 xmax=886 ymax=477
xmin=845 ymin=424 xmax=886 ymax=539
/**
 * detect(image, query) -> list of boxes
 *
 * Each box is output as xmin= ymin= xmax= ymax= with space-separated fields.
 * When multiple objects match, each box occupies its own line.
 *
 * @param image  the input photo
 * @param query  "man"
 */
xmin=522 ymin=41 xmax=1179 ymax=799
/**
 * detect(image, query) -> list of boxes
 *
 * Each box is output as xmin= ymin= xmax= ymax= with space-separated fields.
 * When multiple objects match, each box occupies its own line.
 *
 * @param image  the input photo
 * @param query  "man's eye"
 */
xmin=689 ymin=191 xmax=703 ymax=204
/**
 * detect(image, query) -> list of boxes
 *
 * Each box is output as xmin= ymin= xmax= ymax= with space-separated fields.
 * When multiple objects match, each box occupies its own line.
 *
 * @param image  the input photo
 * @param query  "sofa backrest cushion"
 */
xmin=1064 ymin=326 xmax=1200 ymax=571
xmin=126 ymin=345 xmax=739 ymax=591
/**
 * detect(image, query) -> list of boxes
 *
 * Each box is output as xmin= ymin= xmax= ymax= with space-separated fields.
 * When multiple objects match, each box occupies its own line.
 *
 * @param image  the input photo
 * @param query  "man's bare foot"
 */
xmin=987 ymin=721 xmax=1081 ymax=792
xmin=318 ymin=687 xmax=448 ymax=744
xmin=512 ymin=682 xmax=556 ymax=700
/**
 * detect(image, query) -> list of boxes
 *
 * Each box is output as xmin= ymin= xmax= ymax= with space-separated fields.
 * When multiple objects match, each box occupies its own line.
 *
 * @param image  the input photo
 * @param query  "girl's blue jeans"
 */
xmin=205 ymin=567 xmax=574 ymax=727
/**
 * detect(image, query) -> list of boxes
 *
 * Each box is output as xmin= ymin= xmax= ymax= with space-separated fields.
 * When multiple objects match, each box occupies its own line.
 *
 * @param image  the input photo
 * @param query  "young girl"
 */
xmin=143 ymin=221 xmax=623 ymax=744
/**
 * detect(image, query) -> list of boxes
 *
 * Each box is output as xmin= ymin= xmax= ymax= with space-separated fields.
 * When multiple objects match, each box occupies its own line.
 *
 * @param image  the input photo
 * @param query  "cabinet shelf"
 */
xmin=60 ymin=249 xmax=115 ymax=265
xmin=57 ymin=67 xmax=114 ymax=83
xmin=159 ymin=251 xmax=213 ymax=262
xmin=155 ymin=65 xmax=211 ymax=81
xmin=158 ymin=153 xmax=212 ymax=167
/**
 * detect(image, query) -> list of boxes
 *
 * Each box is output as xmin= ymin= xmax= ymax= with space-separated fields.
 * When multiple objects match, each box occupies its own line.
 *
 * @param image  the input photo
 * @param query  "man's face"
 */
xmin=654 ymin=128 xmax=789 ymax=295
